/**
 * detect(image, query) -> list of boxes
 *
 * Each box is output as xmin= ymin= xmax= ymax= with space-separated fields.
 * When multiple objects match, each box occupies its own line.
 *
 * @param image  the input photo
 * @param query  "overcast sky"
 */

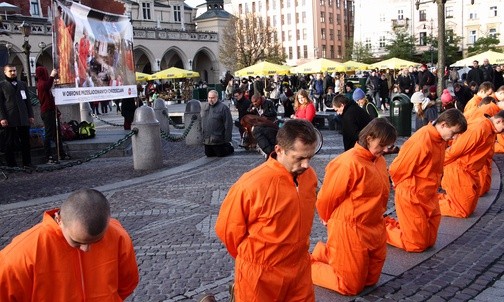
xmin=185 ymin=0 xmax=205 ymax=8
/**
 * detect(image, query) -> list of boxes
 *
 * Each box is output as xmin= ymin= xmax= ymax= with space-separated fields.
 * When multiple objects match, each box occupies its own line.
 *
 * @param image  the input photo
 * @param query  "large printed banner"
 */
xmin=52 ymin=0 xmax=137 ymax=104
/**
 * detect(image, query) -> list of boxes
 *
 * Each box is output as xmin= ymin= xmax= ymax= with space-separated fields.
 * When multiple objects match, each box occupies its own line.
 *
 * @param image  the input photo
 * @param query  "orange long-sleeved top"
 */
xmin=316 ymin=143 xmax=389 ymax=249
xmin=444 ymin=118 xmax=497 ymax=173
xmin=389 ymin=123 xmax=446 ymax=197
xmin=463 ymin=95 xmax=483 ymax=118
xmin=215 ymin=156 xmax=317 ymax=266
xmin=0 ymin=209 xmax=139 ymax=302
xmin=495 ymin=134 xmax=504 ymax=153
xmin=466 ymin=102 xmax=500 ymax=125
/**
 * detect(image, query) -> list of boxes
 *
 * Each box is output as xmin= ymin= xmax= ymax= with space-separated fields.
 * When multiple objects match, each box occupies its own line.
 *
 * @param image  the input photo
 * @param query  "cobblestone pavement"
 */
xmin=1 ymin=109 xmax=503 ymax=302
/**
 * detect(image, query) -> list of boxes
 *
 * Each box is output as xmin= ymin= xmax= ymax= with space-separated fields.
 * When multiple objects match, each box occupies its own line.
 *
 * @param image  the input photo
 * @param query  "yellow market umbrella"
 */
xmin=148 ymin=67 xmax=200 ymax=80
xmin=343 ymin=60 xmax=370 ymax=72
xmin=291 ymin=58 xmax=345 ymax=74
xmin=452 ymin=50 xmax=504 ymax=67
xmin=369 ymin=57 xmax=420 ymax=70
xmin=234 ymin=61 xmax=291 ymax=77
xmin=135 ymin=72 xmax=150 ymax=82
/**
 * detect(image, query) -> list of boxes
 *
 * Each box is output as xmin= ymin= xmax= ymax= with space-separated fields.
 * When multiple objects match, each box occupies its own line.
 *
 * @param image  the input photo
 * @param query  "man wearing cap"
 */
xmin=353 ymin=88 xmax=379 ymax=118
xmin=332 ymin=94 xmax=372 ymax=151
xmin=418 ymin=64 xmax=435 ymax=92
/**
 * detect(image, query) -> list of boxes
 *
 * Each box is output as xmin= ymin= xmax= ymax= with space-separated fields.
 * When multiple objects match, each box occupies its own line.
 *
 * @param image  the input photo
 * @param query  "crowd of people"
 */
xmin=3 ymin=56 xmax=504 ymax=302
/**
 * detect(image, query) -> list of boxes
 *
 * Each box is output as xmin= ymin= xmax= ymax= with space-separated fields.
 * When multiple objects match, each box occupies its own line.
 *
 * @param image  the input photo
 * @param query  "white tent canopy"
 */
xmin=452 ymin=50 xmax=504 ymax=67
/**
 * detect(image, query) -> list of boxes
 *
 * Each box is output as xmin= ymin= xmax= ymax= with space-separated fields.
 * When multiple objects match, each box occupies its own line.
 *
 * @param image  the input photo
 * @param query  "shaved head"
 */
xmin=60 ymin=189 xmax=110 ymax=237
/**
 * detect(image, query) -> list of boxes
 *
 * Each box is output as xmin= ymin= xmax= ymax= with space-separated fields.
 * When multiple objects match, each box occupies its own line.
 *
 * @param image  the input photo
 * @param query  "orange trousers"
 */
xmin=385 ymin=186 xmax=441 ymax=252
xmin=234 ymin=256 xmax=315 ymax=302
xmin=311 ymin=226 xmax=386 ymax=295
xmin=478 ymin=160 xmax=491 ymax=197
xmin=439 ymin=164 xmax=480 ymax=218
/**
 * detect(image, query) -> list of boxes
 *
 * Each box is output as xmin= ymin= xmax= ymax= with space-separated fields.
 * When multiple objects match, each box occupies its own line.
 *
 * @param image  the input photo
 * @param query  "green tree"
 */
xmin=219 ymin=14 xmax=286 ymax=72
xmin=422 ymin=32 xmax=463 ymax=66
xmin=351 ymin=41 xmax=374 ymax=63
xmin=384 ymin=28 xmax=416 ymax=61
xmin=467 ymin=35 xmax=502 ymax=55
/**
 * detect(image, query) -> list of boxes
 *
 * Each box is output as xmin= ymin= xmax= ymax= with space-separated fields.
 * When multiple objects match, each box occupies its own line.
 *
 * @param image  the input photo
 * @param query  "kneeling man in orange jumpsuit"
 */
xmin=465 ymin=96 xmax=504 ymax=196
xmin=311 ymin=118 xmax=397 ymax=295
xmin=463 ymin=81 xmax=494 ymax=118
xmin=439 ymin=110 xmax=504 ymax=218
xmin=0 ymin=188 xmax=139 ymax=301
xmin=386 ymin=109 xmax=467 ymax=252
xmin=215 ymin=119 xmax=319 ymax=302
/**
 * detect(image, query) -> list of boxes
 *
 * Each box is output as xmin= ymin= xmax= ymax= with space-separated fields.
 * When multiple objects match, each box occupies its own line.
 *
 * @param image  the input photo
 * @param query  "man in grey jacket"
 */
xmin=0 ymin=64 xmax=34 ymax=168
xmin=201 ymin=90 xmax=234 ymax=157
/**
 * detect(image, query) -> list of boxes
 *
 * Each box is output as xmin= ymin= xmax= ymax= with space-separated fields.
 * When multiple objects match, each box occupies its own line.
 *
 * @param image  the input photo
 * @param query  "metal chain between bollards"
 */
xmin=91 ymin=113 xmax=124 ymax=127
xmin=0 ymin=129 xmax=138 ymax=176
xmin=162 ymin=111 xmax=185 ymax=129
xmin=160 ymin=114 xmax=197 ymax=142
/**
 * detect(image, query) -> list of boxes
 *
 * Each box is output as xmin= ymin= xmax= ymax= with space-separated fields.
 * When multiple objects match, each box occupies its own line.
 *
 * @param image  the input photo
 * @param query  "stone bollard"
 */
xmin=184 ymin=99 xmax=203 ymax=145
xmin=131 ymin=106 xmax=163 ymax=170
xmin=153 ymin=98 xmax=170 ymax=134
xmin=80 ymin=102 xmax=93 ymax=123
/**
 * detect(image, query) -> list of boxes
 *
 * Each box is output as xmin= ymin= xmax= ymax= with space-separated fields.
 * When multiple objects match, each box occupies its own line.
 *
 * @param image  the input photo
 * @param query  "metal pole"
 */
xmin=22 ymin=38 xmax=32 ymax=87
xmin=436 ymin=0 xmax=446 ymax=97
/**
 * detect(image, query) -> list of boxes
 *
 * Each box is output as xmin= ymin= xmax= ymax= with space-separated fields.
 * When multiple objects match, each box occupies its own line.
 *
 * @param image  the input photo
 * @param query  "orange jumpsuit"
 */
xmin=0 ymin=209 xmax=139 ymax=301
xmin=385 ymin=124 xmax=445 ymax=252
xmin=311 ymin=144 xmax=389 ymax=295
xmin=439 ymin=118 xmax=497 ymax=218
xmin=463 ymin=95 xmax=483 ymax=118
xmin=466 ymin=103 xmax=500 ymax=196
xmin=495 ymin=134 xmax=504 ymax=153
xmin=215 ymin=156 xmax=318 ymax=302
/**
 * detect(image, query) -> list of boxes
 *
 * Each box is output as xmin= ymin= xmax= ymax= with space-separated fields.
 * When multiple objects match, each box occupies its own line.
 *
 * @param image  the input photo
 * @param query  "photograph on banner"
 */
xmin=52 ymin=0 xmax=136 ymax=104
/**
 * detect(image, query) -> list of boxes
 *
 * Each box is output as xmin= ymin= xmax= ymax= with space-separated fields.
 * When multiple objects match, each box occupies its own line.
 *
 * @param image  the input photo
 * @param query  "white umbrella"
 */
xmin=0 ymin=2 xmax=20 ymax=20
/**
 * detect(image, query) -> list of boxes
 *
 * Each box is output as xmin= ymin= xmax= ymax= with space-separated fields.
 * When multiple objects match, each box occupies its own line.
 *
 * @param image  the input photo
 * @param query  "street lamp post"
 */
xmin=20 ymin=21 xmax=32 ymax=87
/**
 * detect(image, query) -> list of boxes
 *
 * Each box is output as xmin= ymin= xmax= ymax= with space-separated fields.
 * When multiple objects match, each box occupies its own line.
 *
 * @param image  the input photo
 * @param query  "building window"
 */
xmin=490 ymin=6 xmax=498 ymax=17
xmin=419 ymin=32 xmax=427 ymax=46
xmin=329 ymin=12 xmax=333 ymax=24
xmin=297 ymin=46 xmax=301 ymax=59
xmin=446 ymin=6 xmax=453 ymax=18
xmin=322 ymin=45 xmax=326 ymax=58
xmin=30 ymin=0 xmax=40 ymax=16
xmin=338 ymin=45 xmax=342 ymax=57
xmin=303 ymin=28 xmax=307 ymax=40
xmin=379 ymin=36 xmax=386 ymax=48
xmin=336 ymin=14 xmax=341 ymax=25
xmin=258 ymin=1 xmax=262 ymax=11
xmin=321 ymin=29 xmax=326 ymax=39
xmin=273 ymin=15 xmax=277 ymax=26
xmin=304 ymin=45 xmax=308 ymax=58
xmin=302 ymin=12 xmax=306 ymax=23
xmin=289 ymin=47 xmax=293 ymax=59
xmin=469 ymin=12 xmax=477 ymax=19
xmin=330 ymin=45 xmax=334 ymax=59
xmin=337 ymin=30 xmax=341 ymax=40
xmin=287 ymin=13 xmax=291 ymax=25
xmin=330 ymin=29 xmax=334 ymax=40
xmin=320 ymin=0 xmax=325 ymax=6
xmin=282 ymin=31 xmax=285 ymax=41
xmin=297 ymin=29 xmax=300 ymax=40
xmin=281 ymin=15 xmax=285 ymax=25
xmin=398 ymin=10 xmax=404 ymax=20
xmin=365 ymin=38 xmax=371 ymax=49
xmin=174 ymin=5 xmax=181 ymax=22
xmin=142 ymin=3 xmax=151 ymax=20
xmin=337 ymin=0 xmax=341 ymax=8
xmin=447 ymin=29 xmax=454 ymax=42
xmin=379 ymin=14 xmax=385 ymax=22
xmin=419 ymin=10 xmax=426 ymax=21
xmin=320 ymin=12 xmax=325 ymax=23
xmin=288 ymin=30 xmax=292 ymax=41
xmin=489 ymin=28 xmax=497 ymax=38
xmin=469 ymin=30 xmax=477 ymax=44
xmin=296 ymin=13 xmax=299 ymax=23
xmin=328 ymin=0 xmax=333 ymax=5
